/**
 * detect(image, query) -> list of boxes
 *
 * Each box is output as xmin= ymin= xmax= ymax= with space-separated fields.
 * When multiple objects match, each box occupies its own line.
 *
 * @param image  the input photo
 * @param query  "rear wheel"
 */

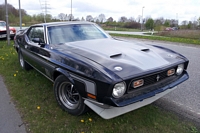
xmin=18 ymin=52 xmax=32 ymax=70
xmin=54 ymin=75 xmax=88 ymax=115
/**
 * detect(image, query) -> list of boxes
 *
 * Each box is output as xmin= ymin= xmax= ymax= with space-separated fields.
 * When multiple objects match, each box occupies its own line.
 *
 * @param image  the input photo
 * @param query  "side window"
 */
xmin=27 ymin=27 xmax=44 ymax=43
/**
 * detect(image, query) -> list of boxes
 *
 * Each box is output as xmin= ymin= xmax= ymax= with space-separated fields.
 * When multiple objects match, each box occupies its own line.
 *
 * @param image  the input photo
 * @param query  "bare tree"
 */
xmin=68 ymin=14 xmax=74 ymax=21
xmin=181 ymin=20 xmax=188 ymax=26
xmin=136 ymin=15 xmax=141 ymax=23
xmin=128 ymin=17 xmax=135 ymax=22
xmin=58 ymin=13 xmax=66 ymax=21
xmin=98 ymin=14 xmax=106 ymax=23
xmin=96 ymin=19 xmax=100 ymax=24
xmin=154 ymin=19 xmax=162 ymax=27
xmin=74 ymin=17 xmax=80 ymax=21
xmin=81 ymin=17 xmax=85 ymax=21
xmin=170 ymin=19 xmax=177 ymax=27
xmin=107 ymin=17 xmax=113 ymax=22
xmin=119 ymin=16 xmax=128 ymax=22
xmin=86 ymin=15 xmax=93 ymax=22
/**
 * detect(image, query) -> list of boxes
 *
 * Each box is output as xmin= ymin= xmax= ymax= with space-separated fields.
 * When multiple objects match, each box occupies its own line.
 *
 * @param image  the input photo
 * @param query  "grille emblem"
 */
xmin=156 ymin=75 xmax=160 ymax=82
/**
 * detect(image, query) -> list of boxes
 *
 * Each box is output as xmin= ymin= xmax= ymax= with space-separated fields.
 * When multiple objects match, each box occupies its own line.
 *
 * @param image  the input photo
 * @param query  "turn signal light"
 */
xmin=87 ymin=93 xmax=96 ymax=99
xmin=167 ymin=69 xmax=175 ymax=76
xmin=133 ymin=79 xmax=144 ymax=88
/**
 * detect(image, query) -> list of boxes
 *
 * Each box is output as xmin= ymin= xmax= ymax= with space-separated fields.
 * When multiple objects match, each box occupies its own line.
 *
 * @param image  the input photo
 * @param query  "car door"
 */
xmin=22 ymin=26 xmax=55 ymax=78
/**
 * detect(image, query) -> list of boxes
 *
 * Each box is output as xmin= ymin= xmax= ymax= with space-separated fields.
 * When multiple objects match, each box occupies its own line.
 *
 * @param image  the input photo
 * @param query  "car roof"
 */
xmin=33 ymin=21 xmax=94 ymax=27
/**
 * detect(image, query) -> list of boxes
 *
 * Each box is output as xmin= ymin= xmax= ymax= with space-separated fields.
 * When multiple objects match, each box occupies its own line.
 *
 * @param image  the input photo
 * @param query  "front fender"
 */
xmin=54 ymin=68 xmax=75 ymax=84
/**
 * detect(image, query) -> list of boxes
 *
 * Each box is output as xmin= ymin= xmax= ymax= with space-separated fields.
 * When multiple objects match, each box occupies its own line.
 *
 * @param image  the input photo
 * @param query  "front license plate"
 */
xmin=0 ymin=34 xmax=7 ymax=38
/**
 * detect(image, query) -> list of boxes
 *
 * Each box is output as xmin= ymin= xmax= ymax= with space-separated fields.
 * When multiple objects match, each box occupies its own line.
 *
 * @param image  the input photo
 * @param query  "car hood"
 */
xmin=0 ymin=26 xmax=6 ymax=31
xmin=0 ymin=26 xmax=15 ymax=31
xmin=58 ymin=38 xmax=185 ymax=79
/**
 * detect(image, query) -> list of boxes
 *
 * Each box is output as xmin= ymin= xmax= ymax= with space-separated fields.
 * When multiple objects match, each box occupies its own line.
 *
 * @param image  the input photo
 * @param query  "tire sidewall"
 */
xmin=54 ymin=75 xmax=87 ymax=115
xmin=18 ymin=51 xmax=25 ymax=69
xmin=18 ymin=50 xmax=32 ymax=70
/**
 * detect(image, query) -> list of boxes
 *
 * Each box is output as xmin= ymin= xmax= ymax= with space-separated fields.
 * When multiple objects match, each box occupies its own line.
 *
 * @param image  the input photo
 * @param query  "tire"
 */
xmin=54 ymin=75 xmax=88 ymax=115
xmin=18 ymin=52 xmax=32 ymax=70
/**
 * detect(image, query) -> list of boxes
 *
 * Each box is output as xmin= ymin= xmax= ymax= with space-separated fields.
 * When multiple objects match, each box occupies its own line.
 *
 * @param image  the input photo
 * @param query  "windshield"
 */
xmin=0 ymin=22 xmax=6 ymax=27
xmin=48 ymin=24 xmax=108 ymax=44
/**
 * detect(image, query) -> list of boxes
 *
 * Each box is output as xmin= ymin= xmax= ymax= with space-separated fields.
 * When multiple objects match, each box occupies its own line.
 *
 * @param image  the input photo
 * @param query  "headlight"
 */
xmin=112 ymin=82 xmax=126 ymax=98
xmin=176 ymin=64 xmax=184 ymax=75
xmin=10 ymin=30 xmax=14 ymax=34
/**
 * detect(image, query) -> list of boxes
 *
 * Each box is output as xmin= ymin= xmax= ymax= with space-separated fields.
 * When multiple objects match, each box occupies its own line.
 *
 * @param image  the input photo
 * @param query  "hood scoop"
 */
xmin=141 ymin=48 xmax=150 ymax=52
xmin=110 ymin=53 xmax=122 ymax=58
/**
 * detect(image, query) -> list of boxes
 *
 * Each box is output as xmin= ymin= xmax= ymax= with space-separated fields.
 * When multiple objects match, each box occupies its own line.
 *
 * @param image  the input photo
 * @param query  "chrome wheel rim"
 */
xmin=19 ymin=53 xmax=24 ymax=67
xmin=58 ymin=82 xmax=80 ymax=109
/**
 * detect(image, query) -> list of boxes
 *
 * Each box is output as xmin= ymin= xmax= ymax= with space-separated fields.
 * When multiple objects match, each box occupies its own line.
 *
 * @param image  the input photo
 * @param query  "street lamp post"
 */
xmin=141 ymin=6 xmax=145 ymax=31
xmin=5 ymin=0 xmax=10 ymax=45
xmin=19 ymin=0 xmax=22 ymax=29
xmin=71 ymin=0 xmax=72 ymax=21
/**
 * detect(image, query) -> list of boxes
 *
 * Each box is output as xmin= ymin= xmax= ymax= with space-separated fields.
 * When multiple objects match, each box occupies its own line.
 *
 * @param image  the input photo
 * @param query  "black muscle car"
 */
xmin=14 ymin=21 xmax=189 ymax=119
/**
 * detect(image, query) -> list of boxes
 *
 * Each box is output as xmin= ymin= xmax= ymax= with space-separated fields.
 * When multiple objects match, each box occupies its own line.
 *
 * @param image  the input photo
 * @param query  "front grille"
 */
xmin=143 ymin=70 xmax=168 ymax=86
xmin=128 ymin=67 xmax=177 ymax=92
xmin=0 ymin=31 xmax=6 ymax=35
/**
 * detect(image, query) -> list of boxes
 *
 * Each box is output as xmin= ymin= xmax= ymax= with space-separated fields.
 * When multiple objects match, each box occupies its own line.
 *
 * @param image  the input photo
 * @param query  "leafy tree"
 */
xmin=164 ymin=20 xmax=170 ymax=27
xmin=46 ymin=14 xmax=53 ymax=22
xmin=124 ymin=22 xmax=140 ymax=29
xmin=145 ymin=18 xmax=154 ymax=30
xmin=187 ymin=21 xmax=192 ymax=29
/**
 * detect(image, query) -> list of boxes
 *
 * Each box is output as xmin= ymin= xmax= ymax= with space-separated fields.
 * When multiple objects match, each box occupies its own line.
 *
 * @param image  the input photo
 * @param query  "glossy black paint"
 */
xmin=14 ymin=21 xmax=189 ymax=107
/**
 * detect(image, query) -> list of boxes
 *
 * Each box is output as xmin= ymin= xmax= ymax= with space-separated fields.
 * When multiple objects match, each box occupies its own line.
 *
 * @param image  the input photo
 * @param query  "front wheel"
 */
xmin=54 ymin=75 xmax=88 ymax=115
xmin=18 ymin=52 xmax=32 ymax=70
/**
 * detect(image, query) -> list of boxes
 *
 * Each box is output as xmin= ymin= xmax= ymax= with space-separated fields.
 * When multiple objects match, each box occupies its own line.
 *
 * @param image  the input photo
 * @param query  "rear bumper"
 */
xmin=85 ymin=86 xmax=177 ymax=119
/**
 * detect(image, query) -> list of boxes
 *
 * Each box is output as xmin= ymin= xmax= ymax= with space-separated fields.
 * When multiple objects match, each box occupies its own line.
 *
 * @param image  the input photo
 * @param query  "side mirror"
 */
xmin=32 ymin=38 xmax=45 ymax=47
xmin=32 ymin=38 xmax=40 ymax=43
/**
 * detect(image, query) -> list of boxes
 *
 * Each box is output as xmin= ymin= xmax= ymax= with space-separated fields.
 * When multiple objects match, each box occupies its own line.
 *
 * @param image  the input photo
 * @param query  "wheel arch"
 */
xmin=53 ymin=68 xmax=95 ymax=98
xmin=53 ymin=68 xmax=75 ymax=84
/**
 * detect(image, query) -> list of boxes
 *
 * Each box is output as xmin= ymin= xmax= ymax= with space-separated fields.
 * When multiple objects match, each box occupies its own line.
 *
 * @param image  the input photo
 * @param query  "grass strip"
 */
xmin=0 ymin=40 xmax=199 ymax=133
xmin=110 ymin=33 xmax=200 ymax=45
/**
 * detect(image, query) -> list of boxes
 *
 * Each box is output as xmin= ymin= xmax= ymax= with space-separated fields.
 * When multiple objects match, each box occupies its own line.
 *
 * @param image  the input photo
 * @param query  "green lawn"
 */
xmin=0 ymin=40 xmax=199 ymax=133
xmin=110 ymin=33 xmax=200 ymax=45
xmin=102 ymin=26 xmax=145 ymax=32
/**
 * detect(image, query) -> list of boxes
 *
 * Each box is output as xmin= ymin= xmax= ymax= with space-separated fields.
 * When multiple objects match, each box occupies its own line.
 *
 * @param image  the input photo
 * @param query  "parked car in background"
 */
xmin=165 ymin=27 xmax=178 ymax=31
xmin=172 ymin=27 xmax=178 ymax=30
xmin=0 ymin=20 xmax=16 ymax=39
xmin=165 ymin=27 xmax=173 ymax=31
xmin=14 ymin=21 xmax=189 ymax=119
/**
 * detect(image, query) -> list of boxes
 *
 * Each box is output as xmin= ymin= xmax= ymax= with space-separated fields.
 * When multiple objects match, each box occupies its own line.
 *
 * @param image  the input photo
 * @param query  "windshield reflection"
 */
xmin=48 ymin=24 xmax=108 ymax=44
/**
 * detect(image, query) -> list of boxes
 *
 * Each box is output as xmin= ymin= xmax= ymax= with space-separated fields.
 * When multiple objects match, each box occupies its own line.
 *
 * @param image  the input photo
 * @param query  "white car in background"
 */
xmin=0 ymin=20 xmax=16 ymax=39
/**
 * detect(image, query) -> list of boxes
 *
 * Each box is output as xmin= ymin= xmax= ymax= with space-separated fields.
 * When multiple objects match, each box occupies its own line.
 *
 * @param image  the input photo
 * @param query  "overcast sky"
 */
xmin=1 ymin=0 xmax=200 ymax=23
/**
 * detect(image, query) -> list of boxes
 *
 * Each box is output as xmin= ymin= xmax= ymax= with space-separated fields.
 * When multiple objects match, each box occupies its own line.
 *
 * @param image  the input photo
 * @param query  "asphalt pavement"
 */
xmin=122 ymin=37 xmax=200 ymax=128
xmin=0 ymin=76 xmax=26 ymax=133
